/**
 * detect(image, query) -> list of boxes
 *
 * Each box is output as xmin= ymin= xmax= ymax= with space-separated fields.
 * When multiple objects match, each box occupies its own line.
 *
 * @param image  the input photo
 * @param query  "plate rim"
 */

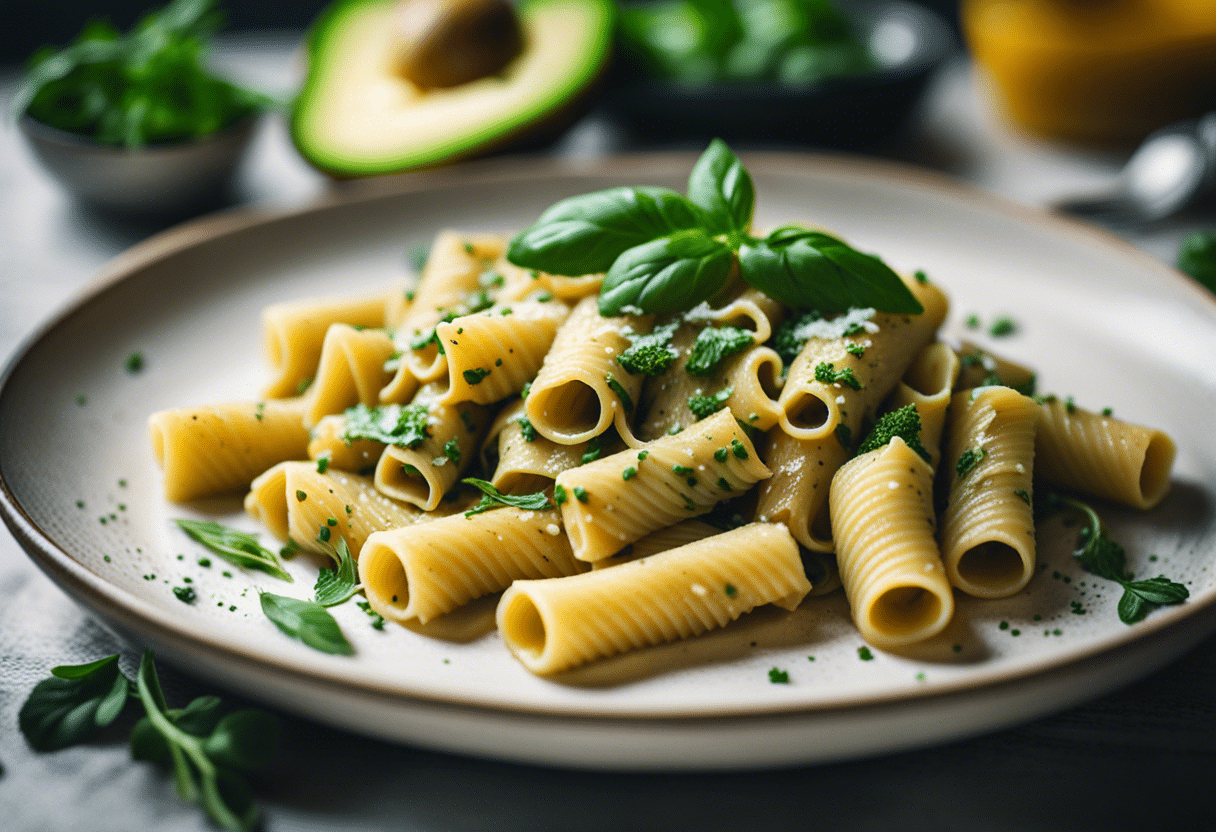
xmin=3 ymin=148 xmax=1216 ymax=724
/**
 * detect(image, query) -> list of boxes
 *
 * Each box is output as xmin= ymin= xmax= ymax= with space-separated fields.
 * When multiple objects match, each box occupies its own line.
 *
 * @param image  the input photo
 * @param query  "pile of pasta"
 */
xmin=149 ymin=230 xmax=1177 ymax=674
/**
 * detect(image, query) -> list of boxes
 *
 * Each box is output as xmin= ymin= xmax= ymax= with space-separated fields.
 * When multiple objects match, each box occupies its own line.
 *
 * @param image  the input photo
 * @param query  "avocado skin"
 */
xmin=292 ymin=0 xmax=614 ymax=178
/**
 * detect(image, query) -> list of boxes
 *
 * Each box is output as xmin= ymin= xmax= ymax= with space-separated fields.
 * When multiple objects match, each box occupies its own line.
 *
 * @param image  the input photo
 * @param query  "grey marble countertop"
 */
xmin=1 ymin=33 xmax=1214 ymax=832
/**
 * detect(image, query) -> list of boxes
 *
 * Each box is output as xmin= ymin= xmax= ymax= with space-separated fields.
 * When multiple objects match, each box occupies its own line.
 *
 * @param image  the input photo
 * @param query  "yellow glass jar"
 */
xmin=963 ymin=0 xmax=1216 ymax=144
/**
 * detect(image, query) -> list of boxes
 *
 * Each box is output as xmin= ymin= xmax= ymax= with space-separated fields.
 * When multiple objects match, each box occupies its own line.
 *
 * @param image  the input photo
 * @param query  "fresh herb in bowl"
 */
xmin=13 ymin=0 xmax=270 ymax=148
xmin=617 ymin=0 xmax=875 ymax=87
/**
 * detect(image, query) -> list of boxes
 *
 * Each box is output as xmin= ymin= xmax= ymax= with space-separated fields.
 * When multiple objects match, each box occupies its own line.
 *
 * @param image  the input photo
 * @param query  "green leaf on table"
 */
xmin=507 ymin=186 xmax=710 ymax=276
xmin=175 ymin=519 xmax=292 ymax=582
xmin=259 ymin=593 xmax=354 ymax=655
xmin=313 ymin=535 xmax=360 ymax=607
xmin=738 ymin=227 xmax=923 ymax=314
xmin=132 ymin=650 xmax=266 ymax=831
xmin=200 ymin=710 xmax=282 ymax=772
xmin=1177 ymin=230 xmax=1216 ymax=294
xmin=599 ymin=229 xmax=735 ymax=316
xmin=462 ymin=478 xmax=551 ymax=517
xmin=19 ymin=654 xmax=131 ymax=750
xmin=686 ymin=138 xmax=754 ymax=236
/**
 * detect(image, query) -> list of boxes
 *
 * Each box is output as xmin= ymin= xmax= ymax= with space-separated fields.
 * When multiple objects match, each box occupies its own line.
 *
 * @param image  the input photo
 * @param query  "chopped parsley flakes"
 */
xmin=617 ymin=320 xmax=680 ymax=376
xmin=813 ymin=361 xmax=862 ymax=390
xmin=688 ymin=386 xmax=733 ymax=419
xmin=341 ymin=402 xmax=431 ymax=448
xmin=685 ymin=326 xmax=753 ymax=376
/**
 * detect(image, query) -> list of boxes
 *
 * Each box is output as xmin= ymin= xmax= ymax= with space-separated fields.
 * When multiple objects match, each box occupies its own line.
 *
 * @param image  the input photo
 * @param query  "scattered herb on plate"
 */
xmin=174 ymin=519 xmax=292 ymax=582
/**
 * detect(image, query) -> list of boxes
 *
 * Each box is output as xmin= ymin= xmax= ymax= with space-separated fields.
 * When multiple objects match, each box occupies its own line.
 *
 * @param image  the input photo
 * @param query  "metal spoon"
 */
xmin=1054 ymin=112 xmax=1216 ymax=224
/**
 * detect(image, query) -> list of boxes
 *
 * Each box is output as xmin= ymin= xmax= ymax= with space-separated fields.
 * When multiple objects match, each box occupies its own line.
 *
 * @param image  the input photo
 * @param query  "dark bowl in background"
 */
xmin=602 ymin=0 xmax=955 ymax=147
xmin=18 ymin=113 xmax=260 ymax=216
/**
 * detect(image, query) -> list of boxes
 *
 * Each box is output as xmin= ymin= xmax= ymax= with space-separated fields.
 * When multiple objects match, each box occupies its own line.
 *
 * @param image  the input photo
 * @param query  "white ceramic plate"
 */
xmin=3 ymin=153 xmax=1216 ymax=770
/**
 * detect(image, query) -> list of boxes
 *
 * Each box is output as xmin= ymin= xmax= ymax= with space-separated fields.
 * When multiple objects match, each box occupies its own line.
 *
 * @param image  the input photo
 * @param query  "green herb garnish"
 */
xmin=508 ymin=140 xmax=921 ymax=318
xmin=955 ymin=447 xmax=986 ymax=478
xmin=443 ymin=437 xmax=461 ymax=466
xmin=617 ymin=320 xmax=680 ymax=375
xmin=573 ymin=486 xmax=590 ymax=503
xmin=813 ymin=361 xmax=861 ymax=390
xmin=463 ymin=367 xmax=491 ymax=385
xmin=857 ymin=404 xmax=929 ymax=462
xmin=685 ymin=326 xmax=753 ymax=375
xmin=517 ymin=415 xmax=537 ymax=442
xmin=580 ymin=436 xmax=603 ymax=465
xmin=174 ymin=519 xmax=291 ymax=582
xmin=15 ymin=0 xmax=270 ymax=147
xmin=768 ymin=667 xmax=789 ymax=684
xmin=688 ymin=386 xmax=733 ymax=419
xmin=1042 ymin=494 xmax=1189 ymax=624
xmin=312 ymin=536 xmax=359 ymax=608
xmin=340 ymin=402 xmax=430 ymax=448
xmin=462 ymin=478 xmax=551 ymax=517
xmin=259 ymin=593 xmax=353 ymax=655
xmin=605 ymin=373 xmax=634 ymax=412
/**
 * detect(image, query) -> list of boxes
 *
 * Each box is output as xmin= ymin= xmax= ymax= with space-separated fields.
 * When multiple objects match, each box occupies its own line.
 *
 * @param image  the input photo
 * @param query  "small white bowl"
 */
xmin=18 ymin=113 xmax=260 ymax=215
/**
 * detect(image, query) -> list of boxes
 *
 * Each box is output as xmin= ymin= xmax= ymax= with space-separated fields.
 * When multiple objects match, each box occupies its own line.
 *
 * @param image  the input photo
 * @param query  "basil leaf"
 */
xmin=462 ymin=478 xmax=551 ymax=517
xmin=130 ymin=695 xmax=225 ymax=767
xmin=313 ymin=537 xmax=360 ymax=607
xmin=19 ymin=654 xmax=131 ymax=751
xmin=507 ymin=187 xmax=709 ymax=276
xmin=739 ymin=228 xmax=923 ymax=314
xmin=259 ymin=593 xmax=354 ymax=655
xmin=599 ymin=229 xmax=735 ymax=316
xmin=1121 ymin=576 xmax=1189 ymax=606
xmin=687 ymin=138 xmax=754 ymax=235
xmin=201 ymin=710 xmax=281 ymax=773
xmin=1117 ymin=590 xmax=1148 ymax=625
xmin=175 ymin=519 xmax=292 ymax=583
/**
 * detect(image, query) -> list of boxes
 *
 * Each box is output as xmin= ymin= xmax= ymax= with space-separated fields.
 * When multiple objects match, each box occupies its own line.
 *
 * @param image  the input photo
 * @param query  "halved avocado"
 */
xmin=293 ymin=0 xmax=614 ymax=176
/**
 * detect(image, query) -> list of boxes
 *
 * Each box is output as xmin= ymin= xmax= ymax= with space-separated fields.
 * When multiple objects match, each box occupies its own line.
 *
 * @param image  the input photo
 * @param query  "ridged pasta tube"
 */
xmin=360 ymin=507 xmax=585 ymax=624
xmin=592 ymin=519 xmax=721 ymax=569
xmin=637 ymin=322 xmax=784 ymax=440
xmin=374 ymin=396 xmax=492 ymax=510
xmin=683 ymin=286 xmax=786 ymax=343
xmin=525 ymin=296 xmax=646 ymax=446
xmin=484 ymin=399 xmax=593 ymax=495
xmin=245 ymin=461 xmax=426 ymax=556
xmin=439 ymin=300 xmax=571 ymax=405
xmin=830 ymin=437 xmax=954 ymax=648
xmin=497 ymin=522 xmax=811 ymax=675
xmin=755 ymin=431 xmax=849 ymax=553
xmin=1034 ymin=399 xmax=1175 ymax=510
xmin=886 ymin=342 xmax=961 ymax=468
xmin=556 ymin=408 xmax=770 ymax=563
xmin=382 ymin=231 xmax=507 ymax=400
xmin=262 ymin=292 xmax=391 ymax=399
xmin=940 ymin=387 xmax=1039 ymax=598
xmin=304 ymin=324 xmax=397 ymax=428
xmin=777 ymin=277 xmax=947 ymax=440
xmin=954 ymin=341 xmax=1036 ymax=393
xmin=149 ymin=398 xmax=309 ymax=502
xmin=307 ymin=414 xmax=384 ymax=474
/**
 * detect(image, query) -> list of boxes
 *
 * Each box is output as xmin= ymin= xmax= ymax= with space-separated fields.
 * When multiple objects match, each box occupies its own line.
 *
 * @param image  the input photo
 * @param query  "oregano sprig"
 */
xmin=20 ymin=651 xmax=281 ymax=832
xmin=1043 ymin=493 xmax=1189 ymax=624
xmin=506 ymin=139 xmax=923 ymax=318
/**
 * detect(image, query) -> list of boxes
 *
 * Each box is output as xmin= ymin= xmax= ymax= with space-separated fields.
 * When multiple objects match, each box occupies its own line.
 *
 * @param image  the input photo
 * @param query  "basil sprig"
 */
xmin=20 ymin=651 xmax=281 ymax=832
xmin=507 ymin=139 xmax=923 ymax=318
xmin=18 ymin=655 xmax=131 ymax=751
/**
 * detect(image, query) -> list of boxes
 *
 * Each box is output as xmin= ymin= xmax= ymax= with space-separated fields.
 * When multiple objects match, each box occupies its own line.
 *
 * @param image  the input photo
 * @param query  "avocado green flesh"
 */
xmin=293 ymin=0 xmax=613 ymax=175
